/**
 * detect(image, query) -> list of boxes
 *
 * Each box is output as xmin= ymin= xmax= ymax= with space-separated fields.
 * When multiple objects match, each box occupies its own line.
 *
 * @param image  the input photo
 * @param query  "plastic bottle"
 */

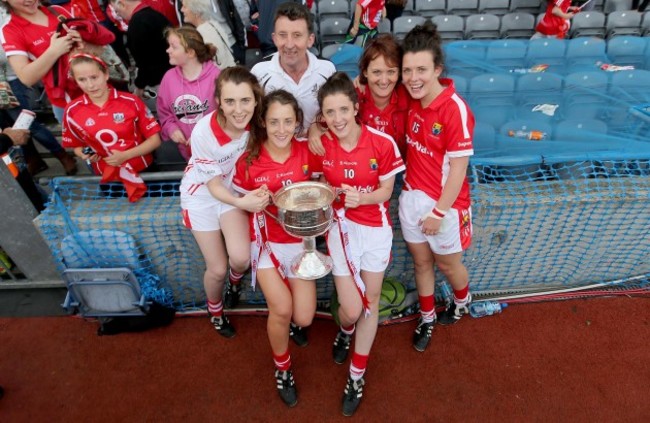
xmin=469 ymin=301 xmax=508 ymax=318
xmin=436 ymin=281 xmax=453 ymax=307
xmin=508 ymin=130 xmax=547 ymax=141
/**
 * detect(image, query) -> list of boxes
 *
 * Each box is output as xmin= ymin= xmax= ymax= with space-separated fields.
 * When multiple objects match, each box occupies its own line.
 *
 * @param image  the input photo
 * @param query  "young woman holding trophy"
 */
xmin=312 ymin=72 xmax=405 ymax=417
xmin=231 ymin=90 xmax=320 ymax=408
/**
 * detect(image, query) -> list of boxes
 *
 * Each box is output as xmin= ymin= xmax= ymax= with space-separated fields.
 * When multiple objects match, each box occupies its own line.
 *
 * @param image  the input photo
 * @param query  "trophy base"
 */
xmin=291 ymin=250 xmax=333 ymax=280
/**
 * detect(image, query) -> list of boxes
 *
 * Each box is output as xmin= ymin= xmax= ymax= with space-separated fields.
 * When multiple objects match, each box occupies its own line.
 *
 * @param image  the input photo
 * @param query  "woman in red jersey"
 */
xmin=314 ymin=72 xmax=405 ymax=417
xmin=399 ymin=23 xmax=475 ymax=353
xmin=62 ymin=53 xmax=161 ymax=202
xmin=232 ymin=90 xmax=318 ymax=408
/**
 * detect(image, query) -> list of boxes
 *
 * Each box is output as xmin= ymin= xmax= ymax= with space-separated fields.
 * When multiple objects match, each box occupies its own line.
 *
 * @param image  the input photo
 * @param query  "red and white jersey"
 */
xmin=536 ymin=0 xmax=571 ymax=37
xmin=404 ymin=78 xmax=474 ymax=210
xmin=180 ymin=111 xmax=249 ymax=200
xmin=357 ymin=83 xmax=410 ymax=155
xmin=358 ymin=0 xmax=385 ymax=29
xmin=312 ymin=124 xmax=404 ymax=228
xmin=62 ymin=88 xmax=160 ymax=173
xmin=233 ymin=140 xmax=319 ymax=243
xmin=0 ymin=6 xmax=77 ymax=107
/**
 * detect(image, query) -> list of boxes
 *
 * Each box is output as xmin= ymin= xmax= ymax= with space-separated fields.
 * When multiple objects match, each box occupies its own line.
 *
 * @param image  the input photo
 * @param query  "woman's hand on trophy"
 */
xmin=341 ymin=183 xmax=362 ymax=209
xmin=237 ymin=185 xmax=271 ymax=213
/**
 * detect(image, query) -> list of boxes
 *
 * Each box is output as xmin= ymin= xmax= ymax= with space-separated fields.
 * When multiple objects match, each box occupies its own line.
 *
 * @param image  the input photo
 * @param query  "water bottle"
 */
xmin=508 ymin=130 xmax=547 ymax=141
xmin=469 ymin=301 xmax=508 ymax=318
xmin=436 ymin=281 xmax=453 ymax=307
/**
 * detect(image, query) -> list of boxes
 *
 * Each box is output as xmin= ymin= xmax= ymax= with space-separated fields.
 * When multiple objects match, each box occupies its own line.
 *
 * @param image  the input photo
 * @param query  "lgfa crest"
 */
xmin=432 ymin=123 xmax=443 ymax=136
xmin=113 ymin=113 xmax=125 ymax=123
xmin=369 ymin=158 xmax=378 ymax=170
xmin=302 ymin=164 xmax=309 ymax=175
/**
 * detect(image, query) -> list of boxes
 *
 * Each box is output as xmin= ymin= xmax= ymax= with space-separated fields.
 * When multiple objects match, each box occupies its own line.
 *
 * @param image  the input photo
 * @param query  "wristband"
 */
xmin=421 ymin=211 xmax=443 ymax=221
xmin=432 ymin=207 xmax=447 ymax=219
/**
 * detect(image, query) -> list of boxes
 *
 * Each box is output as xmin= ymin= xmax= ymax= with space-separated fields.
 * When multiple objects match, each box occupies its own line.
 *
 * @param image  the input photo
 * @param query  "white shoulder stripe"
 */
xmin=366 ymin=125 xmax=402 ymax=158
xmin=450 ymin=93 xmax=470 ymax=139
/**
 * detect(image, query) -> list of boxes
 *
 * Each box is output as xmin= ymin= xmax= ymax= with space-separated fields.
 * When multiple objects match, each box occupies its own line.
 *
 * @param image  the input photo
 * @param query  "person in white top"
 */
xmin=250 ymin=2 xmax=335 ymax=136
xmin=180 ymin=66 xmax=269 ymax=337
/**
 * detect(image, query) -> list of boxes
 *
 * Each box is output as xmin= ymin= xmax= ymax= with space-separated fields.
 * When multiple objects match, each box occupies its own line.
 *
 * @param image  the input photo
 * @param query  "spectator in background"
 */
xmin=633 ymin=0 xmax=649 ymax=11
xmin=212 ymin=0 xmax=247 ymax=65
xmin=157 ymin=26 xmax=220 ymax=161
xmin=346 ymin=0 xmax=386 ymax=47
xmin=0 ymin=0 xmax=84 ymax=123
xmin=532 ymin=0 xmax=578 ymax=39
xmin=251 ymin=2 xmax=335 ymax=137
xmin=0 ymin=36 xmax=78 ymax=175
xmin=181 ymin=0 xmax=237 ymax=69
xmin=63 ymin=54 xmax=161 ymax=202
xmin=109 ymin=0 xmax=173 ymax=111
xmin=385 ymin=0 xmax=406 ymax=23
xmin=1 ymin=126 xmax=46 ymax=211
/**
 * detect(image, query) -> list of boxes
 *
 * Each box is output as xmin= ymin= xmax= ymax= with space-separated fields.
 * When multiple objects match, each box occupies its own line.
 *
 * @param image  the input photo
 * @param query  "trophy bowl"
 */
xmin=272 ymin=182 xmax=336 ymax=280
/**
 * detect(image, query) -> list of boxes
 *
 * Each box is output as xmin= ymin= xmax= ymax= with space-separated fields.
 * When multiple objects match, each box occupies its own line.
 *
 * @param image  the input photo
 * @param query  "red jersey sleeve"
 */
xmin=61 ymin=106 xmax=87 ymax=149
xmin=1 ymin=23 xmax=27 ymax=57
xmin=232 ymin=155 xmax=253 ymax=194
xmin=442 ymin=96 xmax=475 ymax=159
xmin=134 ymin=96 xmax=161 ymax=139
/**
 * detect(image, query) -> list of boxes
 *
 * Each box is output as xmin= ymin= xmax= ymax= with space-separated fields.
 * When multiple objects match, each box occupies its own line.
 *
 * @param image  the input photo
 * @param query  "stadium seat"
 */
xmin=329 ymin=43 xmax=363 ymax=79
xmin=554 ymin=119 xmax=609 ymax=142
xmin=478 ymin=0 xmax=510 ymax=15
xmin=500 ymin=12 xmax=536 ymax=39
xmin=499 ymin=119 xmax=553 ymax=139
xmin=321 ymin=43 xmax=345 ymax=59
xmin=377 ymin=18 xmax=392 ymax=34
xmin=464 ymin=14 xmax=501 ymax=39
xmin=510 ymin=0 xmax=542 ymax=14
xmin=319 ymin=17 xmax=351 ymax=46
xmin=565 ymin=38 xmax=608 ymax=73
xmin=469 ymin=73 xmax=516 ymax=128
xmin=447 ymin=0 xmax=481 ymax=17
xmin=563 ymin=71 xmax=610 ymax=119
xmin=605 ymin=11 xmax=643 ymax=38
xmin=317 ymin=0 xmax=351 ymax=21
xmin=401 ymin=0 xmax=416 ymax=16
xmin=415 ymin=0 xmax=446 ymax=18
xmin=485 ymin=39 xmax=527 ymax=71
xmin=392 ymin=16 xmax=426 ymax=41
xmin=516 ymin=72 xmax=564 ymax=122
xmin=608 ymin=69 xmax=650 ymax=121
xmin=444 ymin=40 xmax=488 ymax=78
xmin=447 ymin=74 xmax=468 ymax=97
xmin=525 ymin=38 xmax=567 ymax=74
xmin=431 ymin=15 xmax=465 ymax=41
xmin=643 ymin=12 xmax=650 ymax=36
xmin=607 ymin=36 xmax=647 ymax=69
xmin=473 ymin=121 xmax=497 ymax=151
xmin=603 ymin=0 xmax=633 ymax=14
xmin=569 ymin=12 xmax=606 ymax=39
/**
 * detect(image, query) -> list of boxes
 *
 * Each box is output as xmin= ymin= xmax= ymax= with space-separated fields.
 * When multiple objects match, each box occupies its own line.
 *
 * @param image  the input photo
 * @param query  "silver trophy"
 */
xmin=272 ymin=181 xmax=336 ymax=280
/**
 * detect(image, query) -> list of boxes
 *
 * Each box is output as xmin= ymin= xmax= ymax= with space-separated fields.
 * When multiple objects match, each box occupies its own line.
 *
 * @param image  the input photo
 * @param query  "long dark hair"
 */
xmin=402 ymin=22 xmax=444 ymax=68
xmin=247 ymin=90 xmax=304 ymax=167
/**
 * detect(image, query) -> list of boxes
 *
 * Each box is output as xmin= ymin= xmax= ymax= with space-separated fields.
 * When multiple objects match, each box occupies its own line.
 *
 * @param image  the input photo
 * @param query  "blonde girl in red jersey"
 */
xmin=180 ymin=67 xmax=269 ymax=338
xmin=232 ymin=90 xmax=318 ymax=408
xmin=314 ymin=72 xmax=405 ymax=417
xmin=400 ymin=23 xmax=475 ymax=353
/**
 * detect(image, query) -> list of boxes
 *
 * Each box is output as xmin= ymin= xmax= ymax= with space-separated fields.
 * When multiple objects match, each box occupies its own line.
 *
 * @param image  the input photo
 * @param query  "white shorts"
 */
xmin=398 ymin=189 xmax=472 ymax=255
xmin=251 ymin=241 xmax=303 ymax=279
xmin=181 ymin=201 xmax=237 ymax=231
xmin=327 ymin=218 xmax=392 ymax=276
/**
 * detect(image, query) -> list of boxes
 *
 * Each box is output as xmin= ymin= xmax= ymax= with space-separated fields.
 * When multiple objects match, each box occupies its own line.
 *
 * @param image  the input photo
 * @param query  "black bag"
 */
xmin=97 ymin=302 xmax=176 ymax=336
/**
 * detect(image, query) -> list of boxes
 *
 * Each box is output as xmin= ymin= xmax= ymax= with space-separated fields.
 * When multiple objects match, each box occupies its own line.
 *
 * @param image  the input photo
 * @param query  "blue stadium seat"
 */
xmin=485 ymin=39 xmax=528 ymax=71
xmin=525 ymin=38 xmax=567 ymax=74
xmin=510 ymin=0 xmax=542 ymax=14
xmin=569 ymin=12 xmax=606 ymax=39
xmin=607 ymin=36 xmax=647 ymax=69
xmin=448 ymin=74 xmax=468 ymax=97
xmin=565 ymin=38 xmax=608 ymax=73
xmin=469 ymin=73 xmax=516 ymax=128
xmin=499 ymin=119 xmax=553 ymax=139
xmin=608 ymin=69 xmax=650 ymax=121
xmin=464 ymin=13 xmax=501 ymax=39
xmin=319 ymin=17 xmax=351 ymax=46
xmin=447 ymin=0 xmax=481 ymax=17
xmin=415 ymin=0 xmax=447 ymax=18
xmin=473 ymin=121 xmax=497 ymax=151
xmin=330 ymin=43 xmax=363 ymax=79
xmin=317 ymin=0 xmax=351 ymax=21
xmin=605 ymin=10 xmax=643 ymax=38
xmin=563 ymin=71 xmax=610 ymax=119
xmin=432 ymin=15 xmax=465 ymax=41
xmin=554 ymin=119 xmax=609 ymax=142
xmin=392 ymin=16 xmax=426 ymax=41
xmin=500 ymin=12 xmax=536 ymax=39
xmin=444 ymin=40 xmax=488 ymax=78
xmin=478 ymin=0 xmax=510 ymax=15
xmin=516 ymin=72 xmax=564 ymax=122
